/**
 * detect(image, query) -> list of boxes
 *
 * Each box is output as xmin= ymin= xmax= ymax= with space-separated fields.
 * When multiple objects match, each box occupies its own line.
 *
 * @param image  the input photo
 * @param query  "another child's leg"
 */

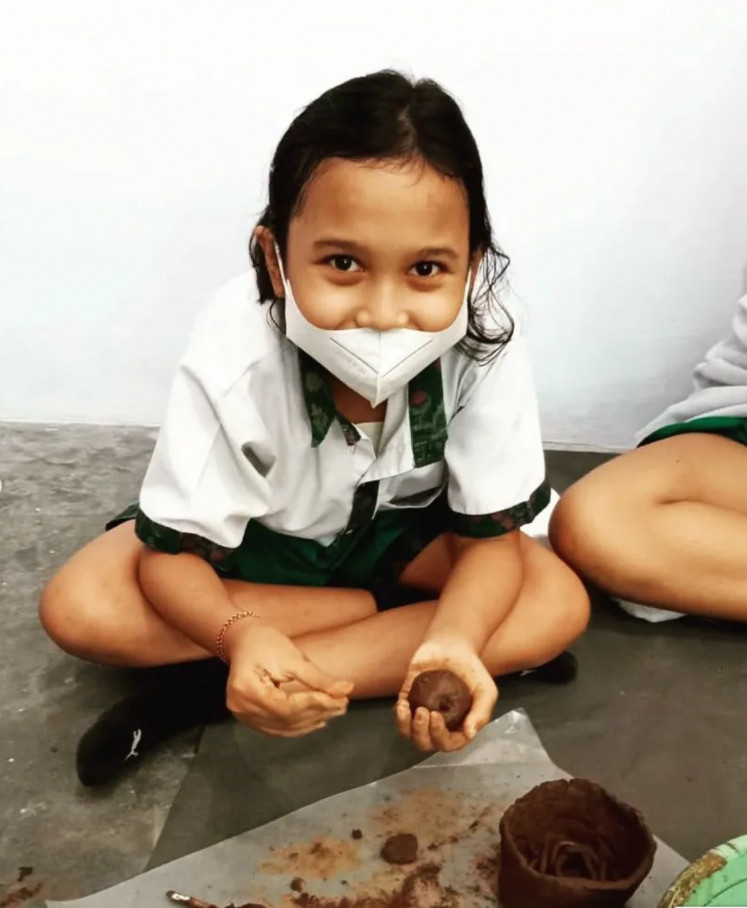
xmin=291 ymin=533 xmax=590 ymax=698
xmin=549 ymin=433 xmax=747 ymax=621
xmin=40 ymin=523 xmax=378 ymax=668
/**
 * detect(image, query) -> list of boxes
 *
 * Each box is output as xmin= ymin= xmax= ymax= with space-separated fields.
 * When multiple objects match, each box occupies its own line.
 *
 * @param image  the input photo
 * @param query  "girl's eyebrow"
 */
xmin=312 ymin=238 xmax=459 ymax=262
xmin=312 ymin=238 xmax=367 ymax=255
xmin=416 ymin=246 xmax=459 ymax=262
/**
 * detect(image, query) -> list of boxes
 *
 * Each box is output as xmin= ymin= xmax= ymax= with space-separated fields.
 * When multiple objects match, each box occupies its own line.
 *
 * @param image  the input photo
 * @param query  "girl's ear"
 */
xmin=253 ymin=226 xmax=285 ymax=298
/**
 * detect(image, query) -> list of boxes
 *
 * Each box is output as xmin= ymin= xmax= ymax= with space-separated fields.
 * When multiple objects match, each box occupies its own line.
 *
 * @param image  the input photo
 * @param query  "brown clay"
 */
xmin=407 ymin=670 xmax=472 ymax=731
xmin=499 ymin=778 xmax=656 ymax=908
xmin=380 ymin=833 xmax=419 ymax=865
xmin=290 ymin=862 xmax=456 ymax=908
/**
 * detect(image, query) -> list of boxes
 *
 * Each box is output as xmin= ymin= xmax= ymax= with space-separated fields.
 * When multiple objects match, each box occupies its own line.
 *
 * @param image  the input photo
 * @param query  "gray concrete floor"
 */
xmin=0 ymin=425 xmax=197 ymax=905
xmin=1 ymin=424 xmax=746 ymax=907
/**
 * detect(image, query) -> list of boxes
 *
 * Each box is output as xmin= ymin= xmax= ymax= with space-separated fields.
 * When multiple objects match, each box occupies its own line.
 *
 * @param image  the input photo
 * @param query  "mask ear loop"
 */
xmin=455 ymin=268 xmax=472 ymax=331
xmin=273 ymin=241 xmax=289 ymax=292
xmin=267 ymin=241 xmax=292 ymax=337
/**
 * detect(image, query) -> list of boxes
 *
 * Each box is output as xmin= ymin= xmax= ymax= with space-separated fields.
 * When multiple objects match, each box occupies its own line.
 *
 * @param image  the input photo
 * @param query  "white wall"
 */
xmin=2 ymin=0 xmax=747 ymax=449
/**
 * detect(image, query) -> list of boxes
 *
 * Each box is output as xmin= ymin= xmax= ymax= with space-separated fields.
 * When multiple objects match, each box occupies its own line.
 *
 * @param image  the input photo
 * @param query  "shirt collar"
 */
xmin=298 ymin=350 xmax=359 ymax=447
xmin=408 ymin=358 xmax=447 ymax=467
xmin=298 ymin=349 xmax=446 ymax=463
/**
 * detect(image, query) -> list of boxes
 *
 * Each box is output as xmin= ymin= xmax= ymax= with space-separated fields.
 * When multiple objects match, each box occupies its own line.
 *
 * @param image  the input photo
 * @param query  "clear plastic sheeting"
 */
xmin=47 ymin=710 xmax=686 ymax=908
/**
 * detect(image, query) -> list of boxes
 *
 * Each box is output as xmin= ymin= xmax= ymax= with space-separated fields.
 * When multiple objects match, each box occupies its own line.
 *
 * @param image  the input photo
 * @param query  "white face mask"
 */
xmin=274 ymin=246 xmax=470 ymax=407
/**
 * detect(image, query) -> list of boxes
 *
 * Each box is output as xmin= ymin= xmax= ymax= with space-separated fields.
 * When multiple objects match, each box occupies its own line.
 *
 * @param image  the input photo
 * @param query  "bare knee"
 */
xmin=550 ymin=472 xmax=647 ymax=582
xmin=551 ymin=470 xmax=681 ymax=605
xmin=39 ymin=562 xmax=103 ymax=661
xmin=549 ymin=439 xmax=715 ymax=580
xmin=550 ymin=481 xmax=604 ymax=569
xmin=525 ymin=557 xmax=590 ymax=666
xmin=482 ymin=545 xmax=590 ymax=674
xmin=39 ymin=525 xmax=173 ymax=666
xmin=39 ymin=529 xmax=143 ymax=664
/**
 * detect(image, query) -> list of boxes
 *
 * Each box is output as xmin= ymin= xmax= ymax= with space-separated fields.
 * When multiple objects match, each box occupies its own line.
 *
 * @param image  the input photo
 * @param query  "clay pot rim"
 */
xmin=500 ymin=778 xmax=657 ymax=892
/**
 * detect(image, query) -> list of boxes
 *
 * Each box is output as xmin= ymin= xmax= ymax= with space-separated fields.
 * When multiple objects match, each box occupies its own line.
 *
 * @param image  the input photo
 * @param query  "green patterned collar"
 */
xmin=297 ymin=351 xmax=358 ymax=447
xmin=297 ymin=350 xmax=447 ymax=467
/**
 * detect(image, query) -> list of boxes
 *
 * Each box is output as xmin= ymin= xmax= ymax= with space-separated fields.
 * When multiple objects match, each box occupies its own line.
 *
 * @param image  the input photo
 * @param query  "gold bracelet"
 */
xmin=215 ymin=610 xmax=261 ymax=663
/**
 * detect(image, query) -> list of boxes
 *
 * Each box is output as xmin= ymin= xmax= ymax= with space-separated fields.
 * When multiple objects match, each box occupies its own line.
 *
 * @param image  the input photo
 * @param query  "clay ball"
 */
xmin=407 ymin=669 xmax=472 ymax=731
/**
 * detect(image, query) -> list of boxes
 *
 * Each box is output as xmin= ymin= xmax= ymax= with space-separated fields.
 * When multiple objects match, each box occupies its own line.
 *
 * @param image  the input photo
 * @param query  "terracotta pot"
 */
xmin=499 ymin=778 xmax=656 ymax=908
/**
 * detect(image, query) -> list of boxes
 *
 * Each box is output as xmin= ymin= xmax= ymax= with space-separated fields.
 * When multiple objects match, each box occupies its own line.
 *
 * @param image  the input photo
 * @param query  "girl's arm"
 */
xmin=423 ymin=532 xmax=523 ymax=652
xmin=397 ymin=328 xmax=549 ymax=749
xmin=131 ymin=285 xmax=351 ymax=734
xmin=394 ymin=534 xmax=522 ymax=748
xmin=139 ymin=547 xmax=247 ymax=656
xmin=139 ymin=549 xmax=352 ymax=736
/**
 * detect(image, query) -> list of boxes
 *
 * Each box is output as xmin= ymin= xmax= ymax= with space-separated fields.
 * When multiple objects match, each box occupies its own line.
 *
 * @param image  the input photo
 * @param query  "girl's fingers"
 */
xmin=429 ymin=711 xmax=455 ymax=751
xmin=251 ymin=685 xmax=346 ymax=720
xmin=234 ymin=701 xmax=336 ymax=735
xmin=463 ymin=681 xmax=498 ymax=740
xmin=280 ymin=689 xmax=349 ymax=720
xmin=410 ymin=706 xmax=435 ymax=752
xmin=288 ymin=656 xmax=354 ymax=699
xmin=253 ymin=720 xmax=328 ymax=738
xmin=260 ymin=707 xmax=346 ymax=733
xmin=243 ymin=703 xmax=346 ymax=732
xmin=228 ymin=684 xmax=347 ymax=730
xmin=397 ymin=673 xmax=415 ymax=700
xmin=395 ymin=698 xmax=414 ymax=739
xmin=429 ymin=711 xmax=469 ymax=753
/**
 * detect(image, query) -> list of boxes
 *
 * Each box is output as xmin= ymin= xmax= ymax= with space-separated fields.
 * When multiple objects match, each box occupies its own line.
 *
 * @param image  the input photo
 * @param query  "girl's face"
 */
xmin=261 ymin=157 xmax=473 ymax=332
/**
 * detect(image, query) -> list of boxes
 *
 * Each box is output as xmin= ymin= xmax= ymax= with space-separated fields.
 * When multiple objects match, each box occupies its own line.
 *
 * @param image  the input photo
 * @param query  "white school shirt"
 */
xmin=638 ymin=294 xmax=747 ymax=440
xmin=136 ymin=273 xmax=548 ymax=556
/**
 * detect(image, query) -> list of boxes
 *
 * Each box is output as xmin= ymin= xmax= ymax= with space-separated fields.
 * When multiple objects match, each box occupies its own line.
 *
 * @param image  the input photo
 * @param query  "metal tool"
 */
xmin=166 ymin=891 xmax=220 ymax=908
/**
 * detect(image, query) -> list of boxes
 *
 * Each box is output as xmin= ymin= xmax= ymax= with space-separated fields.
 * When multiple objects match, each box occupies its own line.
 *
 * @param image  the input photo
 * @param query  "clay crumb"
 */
xmin=380 ymin=833 xmax=419 ymax=865
xmin=289 ymin=862 xmax=455 ymax=908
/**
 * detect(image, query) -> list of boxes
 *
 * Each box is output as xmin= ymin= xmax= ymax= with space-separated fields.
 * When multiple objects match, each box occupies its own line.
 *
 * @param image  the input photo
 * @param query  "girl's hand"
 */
xmin=395 ymin=638 xmax=498 ymax=752
xmin=224 ymin=624 xmax=353 ymax=737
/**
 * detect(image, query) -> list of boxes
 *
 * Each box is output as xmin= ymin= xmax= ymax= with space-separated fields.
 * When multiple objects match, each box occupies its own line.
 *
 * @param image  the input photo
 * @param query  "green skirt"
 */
xmin=107 ymin=495 xmax=451 ymax=609
xmin=640 ymin=415 xmax=747 ymax=448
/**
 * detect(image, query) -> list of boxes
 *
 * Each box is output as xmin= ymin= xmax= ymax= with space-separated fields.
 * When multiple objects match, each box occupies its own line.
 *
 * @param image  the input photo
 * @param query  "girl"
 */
xmin=40 ymin=71 xmax=589 ymax=785
xmin=551 ymin=292 xmax=747 ymax=624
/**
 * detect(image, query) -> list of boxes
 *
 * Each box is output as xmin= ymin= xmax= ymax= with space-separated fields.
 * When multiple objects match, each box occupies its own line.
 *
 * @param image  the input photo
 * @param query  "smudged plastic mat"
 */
xmin=47 ymin=710 xmax=686 ymax=908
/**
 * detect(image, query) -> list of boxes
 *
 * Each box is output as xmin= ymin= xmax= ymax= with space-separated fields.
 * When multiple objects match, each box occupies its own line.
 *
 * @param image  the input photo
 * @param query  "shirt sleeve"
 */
xmin=445 ymin=333 xmax=550 ymax=538
xmin=135 ymin=322 xmax=273 ymax=571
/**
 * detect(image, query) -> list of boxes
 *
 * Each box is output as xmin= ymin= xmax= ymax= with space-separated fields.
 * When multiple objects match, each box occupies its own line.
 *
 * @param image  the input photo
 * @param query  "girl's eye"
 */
xmin=411 ymin=261 xmax=442 ymax=278
xmin=327 ymin=255 xmax=361 ymax=272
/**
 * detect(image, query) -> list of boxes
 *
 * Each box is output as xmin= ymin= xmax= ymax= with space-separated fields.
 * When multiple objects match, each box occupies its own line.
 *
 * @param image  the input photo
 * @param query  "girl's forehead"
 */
xmin=293 ymin=157 xmax=469 ymax=245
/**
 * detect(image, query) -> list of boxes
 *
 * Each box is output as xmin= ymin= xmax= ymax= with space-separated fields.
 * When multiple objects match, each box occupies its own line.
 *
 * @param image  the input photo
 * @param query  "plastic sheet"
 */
xmin=47 ymin=710 xmax=686 ymax=908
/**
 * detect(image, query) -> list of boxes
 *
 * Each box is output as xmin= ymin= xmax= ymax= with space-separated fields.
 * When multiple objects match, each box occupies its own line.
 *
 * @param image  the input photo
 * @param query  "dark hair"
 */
xmin=250 ymin=69 xmax=513 ymax=360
